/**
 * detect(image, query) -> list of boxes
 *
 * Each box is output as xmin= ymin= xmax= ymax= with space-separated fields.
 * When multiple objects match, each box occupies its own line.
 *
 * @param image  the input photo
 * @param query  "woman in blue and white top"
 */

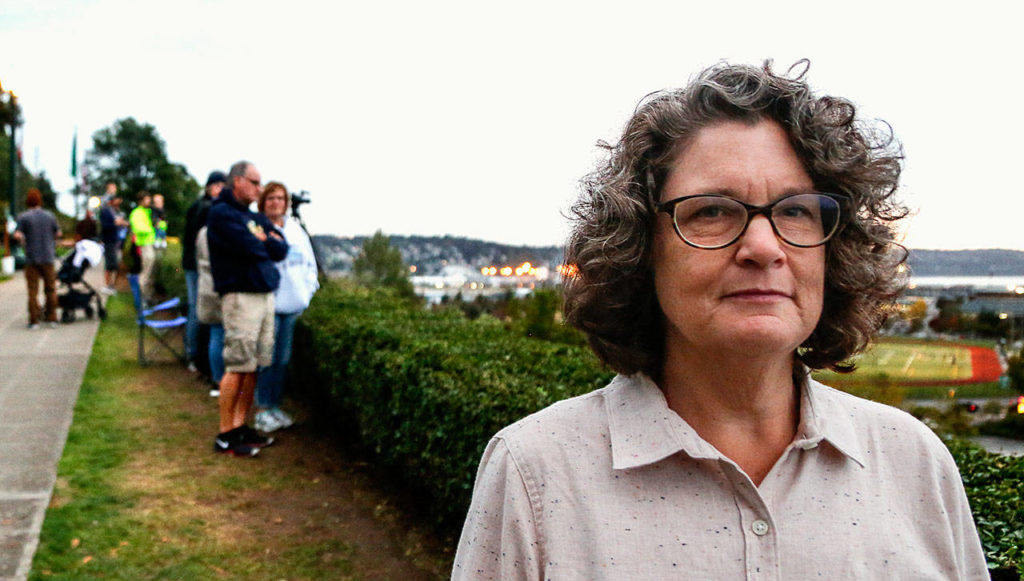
xmin=254 ymin=182 xmax=320 ymax=432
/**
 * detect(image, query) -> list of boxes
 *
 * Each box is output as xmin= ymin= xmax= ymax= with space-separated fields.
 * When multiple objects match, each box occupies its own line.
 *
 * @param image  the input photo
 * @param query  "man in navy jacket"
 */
xmin=207 ymin=160 xmax=288 ymax=457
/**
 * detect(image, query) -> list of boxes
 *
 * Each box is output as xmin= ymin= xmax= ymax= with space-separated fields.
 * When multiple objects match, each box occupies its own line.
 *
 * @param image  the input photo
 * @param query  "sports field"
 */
xmin=814 ymin=339 xmax=1003 ymax=385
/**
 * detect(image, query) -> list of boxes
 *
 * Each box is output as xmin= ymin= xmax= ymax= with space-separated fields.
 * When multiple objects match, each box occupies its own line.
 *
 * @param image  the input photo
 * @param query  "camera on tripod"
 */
xmin=291 ymin=190 xmax=311 ymax=210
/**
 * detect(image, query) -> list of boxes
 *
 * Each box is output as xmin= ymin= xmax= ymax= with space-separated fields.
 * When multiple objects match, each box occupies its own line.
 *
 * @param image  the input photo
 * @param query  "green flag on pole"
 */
xmin=70 ymin=128 xmax=78 ymax=178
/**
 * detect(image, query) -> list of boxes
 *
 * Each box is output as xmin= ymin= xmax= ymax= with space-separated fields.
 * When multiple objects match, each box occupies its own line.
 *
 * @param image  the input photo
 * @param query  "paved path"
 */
xmin=968 ymin=435 xmax=1024 ymax=457
xmin=0 ymin=268 xmax=101 ymax=581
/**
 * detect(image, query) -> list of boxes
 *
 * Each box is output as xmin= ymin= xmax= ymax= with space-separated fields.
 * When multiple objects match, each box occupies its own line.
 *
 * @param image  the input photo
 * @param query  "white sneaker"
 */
xmin=254 ymin=410 xmax=283 ymax=433
xmin=271 ymin=408 xmax=294 ymax=429
xmin=209 ymin=388 xmax=220 ymax=397
xmin=100 ymin=286 xmax=117 ymax=295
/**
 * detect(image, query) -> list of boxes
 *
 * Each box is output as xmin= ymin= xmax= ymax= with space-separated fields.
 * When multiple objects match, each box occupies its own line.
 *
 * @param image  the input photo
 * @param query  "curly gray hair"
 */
xmin=563 ymin=60 xmax=908 ymax=377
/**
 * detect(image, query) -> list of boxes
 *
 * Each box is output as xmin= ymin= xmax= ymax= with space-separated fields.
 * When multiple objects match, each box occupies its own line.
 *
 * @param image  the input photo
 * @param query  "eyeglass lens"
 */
xmin=672 ymin=193 xmax=840 ymax=248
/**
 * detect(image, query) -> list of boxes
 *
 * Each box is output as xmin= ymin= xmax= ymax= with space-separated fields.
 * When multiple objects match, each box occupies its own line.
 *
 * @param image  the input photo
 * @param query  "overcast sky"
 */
xmin=1 ymin=1 xmax=1019 ymax=249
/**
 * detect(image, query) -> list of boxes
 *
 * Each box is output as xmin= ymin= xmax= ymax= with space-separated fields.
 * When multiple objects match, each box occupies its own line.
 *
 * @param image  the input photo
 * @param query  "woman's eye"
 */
xmin=778 ymin=204 xmax=813 ymax=219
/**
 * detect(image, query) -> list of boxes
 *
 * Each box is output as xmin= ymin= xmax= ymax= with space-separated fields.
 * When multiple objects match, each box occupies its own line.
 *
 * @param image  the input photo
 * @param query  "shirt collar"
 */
xmin=605 ymin=374 xmax=722 ymax=470
xmin=605 ymin=372 xmax=866 ymax=471
xmin=797 ymin=375 xmax=866 ymax=467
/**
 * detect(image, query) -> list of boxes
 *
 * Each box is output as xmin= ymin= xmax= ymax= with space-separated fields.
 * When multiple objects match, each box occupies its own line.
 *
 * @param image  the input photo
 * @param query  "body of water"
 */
xmin=910 ymin=275 xmax=1024 ymax=291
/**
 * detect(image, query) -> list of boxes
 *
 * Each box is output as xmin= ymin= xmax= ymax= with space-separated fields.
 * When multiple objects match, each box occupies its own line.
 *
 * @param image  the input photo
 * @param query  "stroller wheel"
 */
xmin=61 ymin=310 xmax=75 ymax=323
xmin=98 ymin=306 xmax=108 ymax=320
xmin=85 ymin=306 xmax=94 ymax=319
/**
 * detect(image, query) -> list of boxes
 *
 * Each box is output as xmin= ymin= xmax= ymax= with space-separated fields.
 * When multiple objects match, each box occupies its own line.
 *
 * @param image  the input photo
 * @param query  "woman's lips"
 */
xmin=723 ymin=289 xmax=791 ymax=302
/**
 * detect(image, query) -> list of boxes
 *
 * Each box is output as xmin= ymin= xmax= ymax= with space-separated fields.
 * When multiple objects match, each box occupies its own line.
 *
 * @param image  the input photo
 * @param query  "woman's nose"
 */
xmin=734 ymin=215 xmax=786 ymax=267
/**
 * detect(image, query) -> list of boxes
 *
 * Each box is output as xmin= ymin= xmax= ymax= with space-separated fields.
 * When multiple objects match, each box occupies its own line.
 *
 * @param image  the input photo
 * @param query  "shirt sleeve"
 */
xmin=297 ymin=228 xmax=320 ymax=298
xmin=452 ymin=437 xmax=543 ymax=581
xmin=209 ymin=209 xmax=277 ymax=263
xmin=938 ymin=451 xmax=990 ymax=579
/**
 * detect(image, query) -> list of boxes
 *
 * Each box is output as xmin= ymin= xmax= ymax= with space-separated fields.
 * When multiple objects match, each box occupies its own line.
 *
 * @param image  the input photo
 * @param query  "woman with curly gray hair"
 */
xmin=454 ymin=61 xmax=987 ymax=579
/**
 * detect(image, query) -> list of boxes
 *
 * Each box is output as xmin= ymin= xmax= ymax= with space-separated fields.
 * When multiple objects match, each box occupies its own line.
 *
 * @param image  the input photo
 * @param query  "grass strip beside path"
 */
xmin=30 ymin=295 xmax=450 ymax=580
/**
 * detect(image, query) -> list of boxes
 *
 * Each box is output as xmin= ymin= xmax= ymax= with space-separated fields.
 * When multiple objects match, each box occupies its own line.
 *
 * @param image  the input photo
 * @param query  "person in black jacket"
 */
xmin=207 ymin=161 xmax=288 ymax=457
xmin=182 ymin=170 xmax=226 ymax=374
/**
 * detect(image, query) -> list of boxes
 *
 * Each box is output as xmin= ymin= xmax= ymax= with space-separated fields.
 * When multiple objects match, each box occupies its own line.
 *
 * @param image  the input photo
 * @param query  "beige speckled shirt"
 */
xmin=453 ymin=374 xmax=988 ymax=580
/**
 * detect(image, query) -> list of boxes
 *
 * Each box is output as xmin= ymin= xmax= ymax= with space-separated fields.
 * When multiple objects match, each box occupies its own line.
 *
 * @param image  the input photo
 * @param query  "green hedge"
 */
xmin=292 ymin=281 xmax=1022 ymax=576
xmin=290 ymin=281 xmax=611 ymax=531
xmin=947 ymin=439 xmax=1024 ymax=578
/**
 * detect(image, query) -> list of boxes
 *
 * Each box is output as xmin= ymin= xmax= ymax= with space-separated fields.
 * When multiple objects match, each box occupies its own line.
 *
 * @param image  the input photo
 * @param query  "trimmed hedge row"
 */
xmin=292 ymin=281 xmax=1022 ymax=576
xmin=290 ymin=281 xmax=612 ymax=531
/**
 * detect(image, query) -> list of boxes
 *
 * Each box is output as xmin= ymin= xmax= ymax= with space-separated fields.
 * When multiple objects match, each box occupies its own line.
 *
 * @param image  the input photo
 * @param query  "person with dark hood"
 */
xmin=183 ymin=170 xmax=226 ymax=373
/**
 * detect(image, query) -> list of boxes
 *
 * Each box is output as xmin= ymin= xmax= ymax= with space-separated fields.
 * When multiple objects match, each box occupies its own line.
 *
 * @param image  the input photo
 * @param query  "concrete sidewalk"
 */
xmin=0 ymin=268 xmax=102 ymax=581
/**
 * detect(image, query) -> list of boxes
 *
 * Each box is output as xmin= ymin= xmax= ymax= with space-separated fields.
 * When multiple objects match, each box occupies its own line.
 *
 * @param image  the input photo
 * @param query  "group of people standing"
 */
xmin=12 ymin=162 xmax=317 ymax=460
xmin=182 ymin=161 xmax=319 ymax=458
xmin=97 ymin=182 xmax=168 ymax=299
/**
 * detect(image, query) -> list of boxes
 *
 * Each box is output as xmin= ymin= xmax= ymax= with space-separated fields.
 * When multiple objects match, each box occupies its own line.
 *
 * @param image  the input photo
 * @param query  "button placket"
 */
xmin=717 ymin=460 xmax=780 ymax=579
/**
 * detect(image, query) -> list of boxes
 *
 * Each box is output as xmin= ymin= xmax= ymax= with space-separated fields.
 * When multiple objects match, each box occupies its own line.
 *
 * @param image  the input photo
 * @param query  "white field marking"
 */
xmin=901 ymin=352 xmax=920 ymax=375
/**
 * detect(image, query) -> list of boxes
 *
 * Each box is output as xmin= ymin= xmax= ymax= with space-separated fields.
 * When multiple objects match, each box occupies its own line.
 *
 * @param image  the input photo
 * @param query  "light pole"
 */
xmin=0 ymin=79 xmax=22 ymax=257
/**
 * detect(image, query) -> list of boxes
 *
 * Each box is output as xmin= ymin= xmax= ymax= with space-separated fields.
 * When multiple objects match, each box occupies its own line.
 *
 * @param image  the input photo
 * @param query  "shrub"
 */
xmin=978 ymin=412 xmax=1024 ymax=440
xmin=292 ymin=281 xmax=1024 ymax=574
xmin=946 ymin=439 xmax=1024 ymax=579
xmin=290 ymin=280 xmax=611 ymax=533
xmin=151 ymin=240 xmax=186 ymax=300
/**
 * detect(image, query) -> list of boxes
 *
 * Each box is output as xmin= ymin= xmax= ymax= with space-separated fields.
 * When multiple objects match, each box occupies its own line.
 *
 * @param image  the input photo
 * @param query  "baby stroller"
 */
xmin=58 ymin=240 xmax=107 ymax=323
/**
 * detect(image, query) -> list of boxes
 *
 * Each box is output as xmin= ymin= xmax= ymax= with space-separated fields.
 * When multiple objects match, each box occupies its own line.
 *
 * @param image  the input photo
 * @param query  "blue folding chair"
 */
xmin=128 ymin=274 xmax=188 ymax=366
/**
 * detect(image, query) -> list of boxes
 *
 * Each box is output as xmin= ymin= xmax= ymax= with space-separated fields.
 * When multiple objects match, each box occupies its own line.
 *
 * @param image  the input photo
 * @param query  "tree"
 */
xmin=0 ymin=127 xmax=36 ymax=217
xmin=929 ymin=297 xmax=964 ymax=334
xmin=353 ymin=230 xmax=416 ymax=299
xmin=904 ymin=298 xmax=929 ymax=334
xmin=28 ymin=171 xmax=58 ymax=211
xmin=1006 ymin=347 xmax=1024 ymax=394
xmin=83 ymin=117 xmax=200 ymax=236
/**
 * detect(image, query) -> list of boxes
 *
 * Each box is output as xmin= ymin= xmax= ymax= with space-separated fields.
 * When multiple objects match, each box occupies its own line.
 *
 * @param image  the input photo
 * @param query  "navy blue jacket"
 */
xmin=207 ymin=187 xmax=288 ymax=295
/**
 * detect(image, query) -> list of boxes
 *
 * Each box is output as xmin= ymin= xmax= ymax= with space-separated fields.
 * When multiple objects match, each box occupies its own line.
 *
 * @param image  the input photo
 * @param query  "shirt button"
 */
xmin=751 ymin=519 xmax=770 ymax=536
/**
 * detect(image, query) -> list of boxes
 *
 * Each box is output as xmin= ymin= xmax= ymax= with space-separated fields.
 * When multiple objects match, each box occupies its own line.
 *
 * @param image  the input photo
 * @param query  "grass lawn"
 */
xmin=815 ymin=340 xmax=974 ymax=382
xmin=30 ymin=295 xmax=451 ymax=580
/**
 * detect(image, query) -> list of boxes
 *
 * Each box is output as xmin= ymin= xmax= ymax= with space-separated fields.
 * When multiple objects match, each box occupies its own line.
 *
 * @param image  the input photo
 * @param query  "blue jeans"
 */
xmin=184 ymin=270 xmax=199 ymax=361
xmin=209 ymin=324 xmax=225 ymax=384
xmin=256 ymin=312 xmax=300 ymax=409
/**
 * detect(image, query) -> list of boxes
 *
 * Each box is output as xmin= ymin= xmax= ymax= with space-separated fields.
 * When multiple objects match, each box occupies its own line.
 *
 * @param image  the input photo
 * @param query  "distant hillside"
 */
xmin=312 ymin=236 xmax=1024 ymax=277
xmin=313 ymin=234 xmax=564 ymax=275
xmin=907 ymin=249 xmax=1024 ymax=276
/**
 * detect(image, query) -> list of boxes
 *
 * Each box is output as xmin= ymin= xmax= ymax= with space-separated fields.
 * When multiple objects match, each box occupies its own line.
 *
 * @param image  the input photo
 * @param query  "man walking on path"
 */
xmin=207 ymin=161 xmax=287 ymax=457
xmin=13 ymin=189 xmax=61 ymax=329
xmin=128 ymin=192 xmax=156 ymax=300
xmin=182 ymin=170 xmax=226 ymax=373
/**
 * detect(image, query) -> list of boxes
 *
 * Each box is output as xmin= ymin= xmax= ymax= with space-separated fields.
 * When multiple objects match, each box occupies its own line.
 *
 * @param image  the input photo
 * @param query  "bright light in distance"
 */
xmin=87 ymin=196 xmax=101 ymax=210
xmin=999 ymin=313 xmax=1009 ymax=320
xmin=500 ymin=267 xmax=513 ymax=276
xmin=409 ymin=265 xmax=417 ymax=273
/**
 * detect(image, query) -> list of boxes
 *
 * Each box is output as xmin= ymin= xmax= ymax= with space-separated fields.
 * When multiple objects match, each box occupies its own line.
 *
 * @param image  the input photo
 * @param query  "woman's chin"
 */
xmin=697 ymin=321 xmax=807 ymax=360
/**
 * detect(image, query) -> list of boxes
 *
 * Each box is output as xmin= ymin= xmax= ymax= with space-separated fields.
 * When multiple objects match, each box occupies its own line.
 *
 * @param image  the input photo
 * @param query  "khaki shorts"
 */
xmin=221 ymin=292 xmax=275 ymax=373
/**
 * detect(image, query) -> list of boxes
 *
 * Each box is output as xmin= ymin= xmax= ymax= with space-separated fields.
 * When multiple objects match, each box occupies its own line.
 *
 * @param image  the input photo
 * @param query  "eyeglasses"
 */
xmin=656 ymin=192 xmax=846 ymax=250
xmin=242 ymin=176 xmax=261 ymax=188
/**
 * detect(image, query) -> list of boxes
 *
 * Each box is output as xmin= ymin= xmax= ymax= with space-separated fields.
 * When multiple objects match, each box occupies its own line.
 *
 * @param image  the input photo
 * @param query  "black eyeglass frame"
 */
xmin=655 ymin=192 xmax=849 ymax=250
